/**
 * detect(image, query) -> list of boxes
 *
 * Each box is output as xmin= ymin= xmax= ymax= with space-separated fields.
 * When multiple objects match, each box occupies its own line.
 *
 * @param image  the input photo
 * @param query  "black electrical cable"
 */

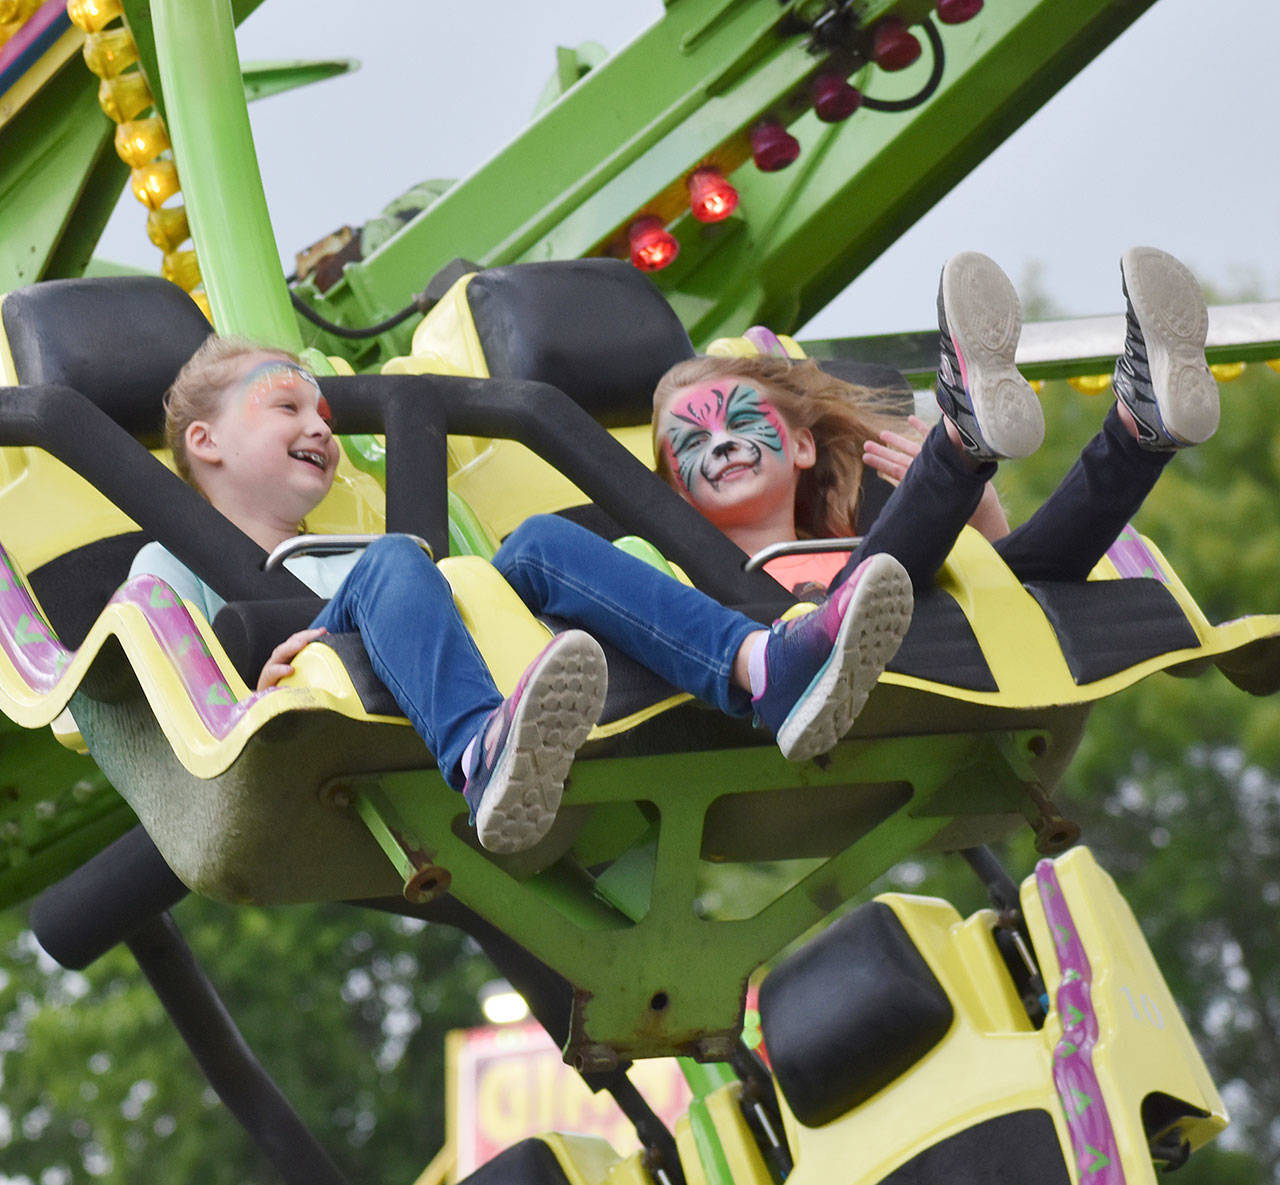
xmin=860 ymin=17 xmax=945 ymax=113
xmin=289 ymin=288 xmax=423 ymax=339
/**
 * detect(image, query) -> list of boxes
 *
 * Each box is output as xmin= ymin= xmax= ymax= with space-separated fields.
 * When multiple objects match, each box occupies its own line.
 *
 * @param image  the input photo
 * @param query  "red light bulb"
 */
xmin=628 ymin=216 xmax=679 ymax=271
xmin=812 ymin=72 xmax=863 ymax=122
xmin=750 ymin=120 xmax=801 ymax=173
xmin=871 ymin=17 xmax=922 ymax=71
xmin=936 ymin=0 xmax=982 ymax=23
xmin=687 ymin=167 xmax=739 ymax=223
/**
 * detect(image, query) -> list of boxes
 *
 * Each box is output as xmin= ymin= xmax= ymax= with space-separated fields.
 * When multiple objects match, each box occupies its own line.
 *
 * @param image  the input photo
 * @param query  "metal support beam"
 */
xmin=802 ymin=301 xmax=1280 ymax=386
xmin=125 ymin=913 xmax=352 ymax=1185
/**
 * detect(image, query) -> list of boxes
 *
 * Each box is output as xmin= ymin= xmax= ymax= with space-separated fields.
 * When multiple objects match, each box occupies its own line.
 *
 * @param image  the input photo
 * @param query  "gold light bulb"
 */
xmin=0 ymin=0 xmax=40 ymax=25
xmin=82 ymin=27 xmax=138 ymax=79
xmin=162 ymin=250 xmax=202 ymax=292
xmin=114 ymin=116 xmax=170 ymax=167
xmin=1067 ymin=374 xmax=1112 ymax=396
xmin=146 ymin=205 xmax=190 ymax=253
xmin=67 ymin=0 xmax=123 ymax=33
xmin=130 ymin=160 xmax=181 ymax=210
xmin=98 ymin=71 xmax=153 ymax=122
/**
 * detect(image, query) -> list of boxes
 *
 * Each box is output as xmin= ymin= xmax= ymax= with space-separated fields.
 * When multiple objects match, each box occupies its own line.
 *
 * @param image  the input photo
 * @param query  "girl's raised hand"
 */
xmin=864 ymin=414 xmax=1011 ymax=542
xmin=258 ymin=627 xmax=327 ymax=691
xmin=862 ymin=414 xmax=930 ymax=486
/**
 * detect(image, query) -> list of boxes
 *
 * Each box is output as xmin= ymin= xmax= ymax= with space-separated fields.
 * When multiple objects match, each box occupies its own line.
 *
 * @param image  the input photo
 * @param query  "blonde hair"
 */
xmin=163 ymin=335 xmax=298 ymax=487
xmin=652 ymin=355 xmax=908 ymax=538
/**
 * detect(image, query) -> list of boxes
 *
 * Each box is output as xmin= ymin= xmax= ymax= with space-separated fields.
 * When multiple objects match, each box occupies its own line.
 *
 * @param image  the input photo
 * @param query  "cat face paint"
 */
xmin=661 ymin=381 xmax=788 ymax=494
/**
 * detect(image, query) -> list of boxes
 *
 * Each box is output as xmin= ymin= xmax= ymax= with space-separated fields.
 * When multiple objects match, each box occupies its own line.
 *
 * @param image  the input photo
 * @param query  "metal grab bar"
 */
xmin=744 ymin=537 xmax=862 ymax=572
xmin=263 ymin=533 xmax=432 ymax=572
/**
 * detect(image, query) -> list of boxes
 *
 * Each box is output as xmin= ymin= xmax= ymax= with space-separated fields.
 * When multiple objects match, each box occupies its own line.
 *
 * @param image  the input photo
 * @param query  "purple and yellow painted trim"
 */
xmin=1104 ymin=524 xmax=1168 ymax=584
xmin=1037 ymin=859 xmax=1126 ymax=1185
xmin=109 ymin=575 xmax=271 ymax=738
xmin=0 ymin=541 xmax=267 ymax=739
xmin=742 ymin=326 xmax=789 ymax=358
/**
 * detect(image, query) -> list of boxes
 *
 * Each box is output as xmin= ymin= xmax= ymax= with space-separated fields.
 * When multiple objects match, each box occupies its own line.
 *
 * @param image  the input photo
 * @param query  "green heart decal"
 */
xmin=206 ymin=682 xmax=232 ymax=706
xmin=15 ymin=614 xmax=45 ymax=645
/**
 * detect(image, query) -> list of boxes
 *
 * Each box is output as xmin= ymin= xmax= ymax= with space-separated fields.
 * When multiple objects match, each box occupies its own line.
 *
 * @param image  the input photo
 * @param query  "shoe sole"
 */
xmin=941 ymin=251 xmax=1044 ymax=459
xmin=1119 ymin=247 xmax=1218 ymax=446
xmin=474 ymin=630 xmax=608 ymax=854
xmin=774 ymin=554 xmax=913 ymax=762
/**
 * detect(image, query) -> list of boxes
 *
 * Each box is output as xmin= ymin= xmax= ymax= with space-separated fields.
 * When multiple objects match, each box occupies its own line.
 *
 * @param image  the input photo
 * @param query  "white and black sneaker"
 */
xmin=1113 ymin=247 xmax=1219 ymax=451
xmin=935 ymin=251 xmax=1044 ymax=463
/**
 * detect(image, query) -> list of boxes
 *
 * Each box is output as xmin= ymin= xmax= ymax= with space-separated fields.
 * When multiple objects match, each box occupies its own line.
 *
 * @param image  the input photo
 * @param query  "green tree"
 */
xmin=1 ymin=895 xmax=491 ymax=1183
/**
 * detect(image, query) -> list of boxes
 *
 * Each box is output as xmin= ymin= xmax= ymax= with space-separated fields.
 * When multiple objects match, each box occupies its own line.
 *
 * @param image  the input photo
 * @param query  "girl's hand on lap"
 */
xmin=258 ymin=627 xmax=328 ymax=690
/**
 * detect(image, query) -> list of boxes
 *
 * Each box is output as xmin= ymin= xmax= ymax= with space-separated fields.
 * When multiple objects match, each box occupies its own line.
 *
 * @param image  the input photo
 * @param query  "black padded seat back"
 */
xmin=458 ymin=1138 xmax=573 ymax=1185
xmin=877 ymin=1110 xmax=1072 ymax=1184
xmin=886 ymin=588 xmax=998 ymax=692
xmin=28 ymin=531 xmax=149 ymax=649
xmin=465 ymin=259 xmax=696 ymax=427
xmin=2 ymin=276 xmax=212 ymax=445
xmin=1024 ymin=577 xmax=1200 ymax=684
xmin=760 ymin=900 xmax=954 ymax=1127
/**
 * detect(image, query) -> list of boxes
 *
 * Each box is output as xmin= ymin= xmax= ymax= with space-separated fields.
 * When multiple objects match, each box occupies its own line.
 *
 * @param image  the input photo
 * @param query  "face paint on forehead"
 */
xmin=664 ymin=381 xmax=788 ymax=492
xmin=238 ymin=360 xmax=333 ymax=424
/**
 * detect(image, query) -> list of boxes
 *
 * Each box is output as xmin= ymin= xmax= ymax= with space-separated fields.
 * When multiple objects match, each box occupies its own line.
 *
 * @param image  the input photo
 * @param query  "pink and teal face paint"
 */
xmin=237 ymin=360 xmax=333 ymax=427
xmin=662 ymin=382 xmax=789 ymax=494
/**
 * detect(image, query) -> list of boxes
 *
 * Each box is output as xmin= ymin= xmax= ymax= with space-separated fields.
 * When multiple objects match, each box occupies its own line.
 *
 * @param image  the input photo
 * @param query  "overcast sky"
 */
xmin=95 ymin=0 xmax=1280 ymax=338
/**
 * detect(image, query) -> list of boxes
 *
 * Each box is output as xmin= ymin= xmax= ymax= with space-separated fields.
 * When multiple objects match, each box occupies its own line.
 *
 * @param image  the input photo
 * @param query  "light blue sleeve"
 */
xmin=127 ymin=541 xmax=228 ymax=624
xmin=282 ymin=550 xmax=362 ymax=599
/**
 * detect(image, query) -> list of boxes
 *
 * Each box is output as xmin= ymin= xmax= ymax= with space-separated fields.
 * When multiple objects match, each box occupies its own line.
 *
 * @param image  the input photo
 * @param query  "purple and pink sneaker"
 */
xmin=463 ymin=629 xmax=607 ymax=853
xmin=935 ymin=251 xmax=1043 ymax=463
xmin=752 ymin=553 xmax=913 ymax=761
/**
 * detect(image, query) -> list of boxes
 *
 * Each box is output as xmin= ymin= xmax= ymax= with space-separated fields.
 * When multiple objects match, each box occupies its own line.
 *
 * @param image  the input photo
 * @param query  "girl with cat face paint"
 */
xmin=652 ymin=249 xmax=1219 ymax=602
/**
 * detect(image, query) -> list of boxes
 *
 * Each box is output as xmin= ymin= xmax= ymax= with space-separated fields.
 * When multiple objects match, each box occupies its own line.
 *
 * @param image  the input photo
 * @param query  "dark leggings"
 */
xmin=834 ymin=406 xmax=1172 ymax=591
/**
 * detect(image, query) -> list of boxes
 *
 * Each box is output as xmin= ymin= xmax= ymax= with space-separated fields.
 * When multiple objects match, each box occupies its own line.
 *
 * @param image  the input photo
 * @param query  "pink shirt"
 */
xmin=762 ymin=551 xmax=850 ymax=595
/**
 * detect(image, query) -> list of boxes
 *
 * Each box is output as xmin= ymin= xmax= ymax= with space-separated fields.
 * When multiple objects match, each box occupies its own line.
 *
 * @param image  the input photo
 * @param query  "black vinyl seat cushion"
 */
xmin=760 ymin=901 xmax=954 ymax=1127
xmin=457 ymin=1138 xmax=572 ymax=1185
xmin=28 ymin=532 xmax=148 ymax=650
xmin=886 ymin=588 xmax=998 ymax=692
xmin=1024 ymin=577 xmax=1199 ymax=685
xmin=2 ymin=275 xmax=211 ymax=445
xmin=465 ymin=259 xmax=696 ymax=427
xmin=877 ymin=1109 xmax=1072 ymax=1184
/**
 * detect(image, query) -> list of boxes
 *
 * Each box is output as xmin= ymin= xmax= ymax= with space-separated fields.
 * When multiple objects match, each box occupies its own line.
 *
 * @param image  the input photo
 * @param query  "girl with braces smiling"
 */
xmin=130 ymin=336 xmax=913 ymax=855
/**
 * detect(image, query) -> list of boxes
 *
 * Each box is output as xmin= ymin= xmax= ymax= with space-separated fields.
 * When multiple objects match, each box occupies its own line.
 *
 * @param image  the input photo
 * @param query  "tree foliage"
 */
xmin=1 ymin=897 xmax=490 ymax=1183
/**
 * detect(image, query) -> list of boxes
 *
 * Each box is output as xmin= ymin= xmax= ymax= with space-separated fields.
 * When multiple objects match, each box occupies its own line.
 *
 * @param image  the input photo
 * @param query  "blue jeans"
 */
xmin=835 ymin=407 xmax=1171 ymax=590
xmin=494 ymin=516 xmax=759 ymax=716
xmin=312 ymin=521 xmax=760 ymax=789
xmin=311 ymin=535 xmax=503 ymax=791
